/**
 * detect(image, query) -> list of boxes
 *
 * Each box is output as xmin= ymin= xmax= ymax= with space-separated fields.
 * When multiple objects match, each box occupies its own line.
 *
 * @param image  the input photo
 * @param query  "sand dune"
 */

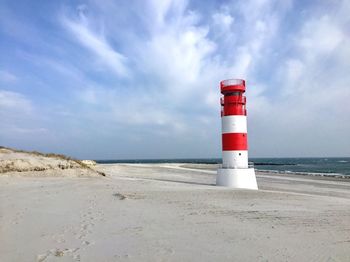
xmin=0 ymin=147 xmax=103 ymax=177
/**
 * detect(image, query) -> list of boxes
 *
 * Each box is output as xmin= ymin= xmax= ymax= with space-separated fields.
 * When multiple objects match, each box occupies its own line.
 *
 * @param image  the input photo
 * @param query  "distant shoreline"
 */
xmin=95 ymin=163 xmax=350 ymax=181
xmin=95 ymin=157 xmax=350 ymax=177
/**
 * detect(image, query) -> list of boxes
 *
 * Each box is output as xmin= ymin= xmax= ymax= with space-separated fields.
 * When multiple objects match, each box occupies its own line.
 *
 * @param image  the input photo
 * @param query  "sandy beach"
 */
xmin=1 ymin=163 xmax=350 ymax=261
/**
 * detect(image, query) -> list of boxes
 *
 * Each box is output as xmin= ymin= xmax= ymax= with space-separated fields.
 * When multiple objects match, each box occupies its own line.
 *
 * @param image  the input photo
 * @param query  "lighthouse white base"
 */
xmin=216 ymin=168 xmax=258 ymax=190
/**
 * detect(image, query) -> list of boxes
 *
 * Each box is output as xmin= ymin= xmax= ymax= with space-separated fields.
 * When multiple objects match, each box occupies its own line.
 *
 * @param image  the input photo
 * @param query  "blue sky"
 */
xmin=0 ymin=0 xmax=349 ymax=159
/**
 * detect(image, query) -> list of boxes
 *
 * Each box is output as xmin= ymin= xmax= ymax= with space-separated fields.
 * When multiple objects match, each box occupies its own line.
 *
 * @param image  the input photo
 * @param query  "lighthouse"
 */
xmin=216 ymin=79 xmax=258 ymax=189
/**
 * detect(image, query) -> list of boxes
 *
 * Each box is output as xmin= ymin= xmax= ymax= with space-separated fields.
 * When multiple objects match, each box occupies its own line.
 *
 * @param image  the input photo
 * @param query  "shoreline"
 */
xmin=98 ymin=162 xmax=350 ymax=181
xmin=95 ymin=157 xmax=350 ymax=179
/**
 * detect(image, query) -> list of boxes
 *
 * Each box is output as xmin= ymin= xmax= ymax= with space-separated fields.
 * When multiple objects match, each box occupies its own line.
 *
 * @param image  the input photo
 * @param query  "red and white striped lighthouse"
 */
xmin=217 ymin=79 xmax=258 ymax=189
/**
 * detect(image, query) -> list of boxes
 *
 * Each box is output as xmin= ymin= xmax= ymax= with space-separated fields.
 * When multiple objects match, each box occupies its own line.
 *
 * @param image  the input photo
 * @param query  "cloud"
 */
xmin=60 ymin=9 xmax=129 ymax=77
xmin=247 ymin=0 xmax=350 ymax=156
xmin=55 ymin=0 xmax=302 ymax=157
xmin=3 ymin=127 xmax=48 ymax=134
xmin=0 ymin=70 xmax=17 ymax=82
xmin=0 ymin=90 xmax=47 ymax=143
xmin=298 ymin=16 xmax=344 ymax=56
xmin=0 ymin=90 xmax=32 ymax=112
xmin=61 ymin=0 xmax=220 ymax=135
xmin=212 ymin=12 xmax=234 ymax=30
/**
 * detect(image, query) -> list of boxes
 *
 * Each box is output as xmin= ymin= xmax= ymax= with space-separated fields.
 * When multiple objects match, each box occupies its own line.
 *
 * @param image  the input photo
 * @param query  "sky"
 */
xmin=0 ymin=0 xmax=350 ymax=159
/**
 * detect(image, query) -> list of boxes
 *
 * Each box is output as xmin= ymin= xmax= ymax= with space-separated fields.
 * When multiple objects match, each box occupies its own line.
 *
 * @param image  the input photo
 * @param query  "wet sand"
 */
xmin=1 ymin=164 xmax=350 ymax=261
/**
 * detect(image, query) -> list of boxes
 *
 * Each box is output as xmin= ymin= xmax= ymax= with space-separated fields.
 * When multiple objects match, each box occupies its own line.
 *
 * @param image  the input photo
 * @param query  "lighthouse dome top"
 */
xmin=220 ymin=79 xmax=246 ymax=94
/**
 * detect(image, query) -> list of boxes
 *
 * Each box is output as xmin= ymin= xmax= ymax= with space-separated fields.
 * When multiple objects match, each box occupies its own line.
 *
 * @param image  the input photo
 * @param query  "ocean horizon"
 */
xmin=95 ymin=157 xmax=350 ymax=177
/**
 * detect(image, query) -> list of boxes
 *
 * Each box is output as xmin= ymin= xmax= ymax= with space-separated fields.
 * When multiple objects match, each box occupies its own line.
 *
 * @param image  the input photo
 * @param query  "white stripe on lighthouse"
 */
xmin=222 ymin=151 xmax=248 ymax=168
xmin=221 ymin=115 xmax=247 ymax=134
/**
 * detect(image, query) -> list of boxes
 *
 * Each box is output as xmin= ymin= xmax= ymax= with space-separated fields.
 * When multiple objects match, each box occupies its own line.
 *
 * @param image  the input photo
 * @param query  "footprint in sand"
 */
xmin=37 ymin=247 xmax=80 ymax=262
xmin=52 ymin=233 xmax=66 ymax=243
xmin=75 ymin=198 xmax=104 ymax=246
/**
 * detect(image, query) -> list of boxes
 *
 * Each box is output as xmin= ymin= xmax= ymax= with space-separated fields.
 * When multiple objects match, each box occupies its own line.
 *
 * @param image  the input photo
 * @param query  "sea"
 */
xmin=96 ymin=157 xmax=350 ymax=178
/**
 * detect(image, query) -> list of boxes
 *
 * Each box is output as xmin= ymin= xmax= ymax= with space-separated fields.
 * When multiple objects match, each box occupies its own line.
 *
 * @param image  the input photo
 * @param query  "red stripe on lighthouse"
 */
xmin=222 ymin=133 xmax=248 ymax=151
xmin=223 ymin=106 xmax=246 ymax=116
xmin=222 ymin=96 xmax=247 ymax=116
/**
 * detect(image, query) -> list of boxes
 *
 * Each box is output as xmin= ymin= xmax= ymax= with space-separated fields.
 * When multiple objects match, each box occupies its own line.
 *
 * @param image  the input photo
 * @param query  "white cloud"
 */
xmin=247 ymin=0 xmax=350 ymax=156
xmin=0 ymin=90 xmax=32 ymax=112
xmin=298 ymin=16 xmax=344 ymax=56
xmin=54 ymin=0 xmax=350 ymax=157
xmin=61 ymin=10 xmax=129 ymax=77
xmin=212 ymin=12 xmax=234 ymax=30
xmin=0 ymin=70 xmax=17 ymax=82
xmin=59 ymin=0 xmax=295 ymax=155
xmin=6 ymin=127 xmax=48 ymax=134
xmin=0 ymin=90 xmax=47 ymax=140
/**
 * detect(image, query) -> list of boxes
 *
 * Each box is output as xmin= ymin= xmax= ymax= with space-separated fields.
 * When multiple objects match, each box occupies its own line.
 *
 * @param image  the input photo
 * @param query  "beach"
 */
xmin=1 ymin=163 xmax=350 ymax=261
